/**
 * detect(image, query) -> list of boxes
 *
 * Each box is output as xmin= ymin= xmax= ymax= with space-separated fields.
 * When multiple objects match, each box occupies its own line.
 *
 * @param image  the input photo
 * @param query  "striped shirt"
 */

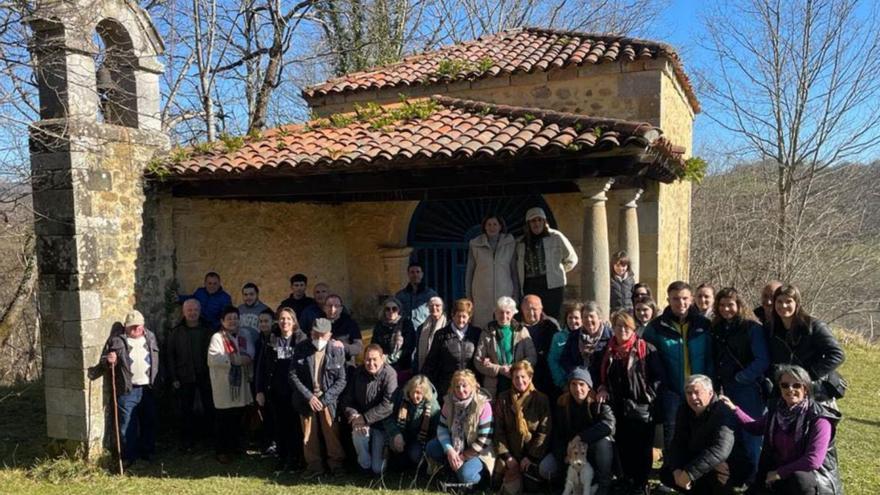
xmin=437 ymin=400 xmax=493 ymax=454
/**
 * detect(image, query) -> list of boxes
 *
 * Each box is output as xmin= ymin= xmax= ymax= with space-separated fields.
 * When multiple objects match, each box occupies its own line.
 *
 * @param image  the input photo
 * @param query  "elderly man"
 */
xmin=290 ymin=318 xmax=348 ymax=478
xmin=179 ymin=271 xmax=232 ymax=329
xmin=100 ymin=310 xmax=159 ymax=467
xmin=298 ymin=282 xmax=332 ymax=337
xmin=395 ymin=262 xmax=439 ymax=329
xmin=660 ymin=375 xmax=740 ymax=494
xmin=167 ymin=298 xmax=214 ymax=450
xmin=518 ymin=294 xmax=560 ymax=397
xmin=324 ymin=294 xmax=363 ymax=369
xmin=753 ymin=280 xmax=782 ymax=327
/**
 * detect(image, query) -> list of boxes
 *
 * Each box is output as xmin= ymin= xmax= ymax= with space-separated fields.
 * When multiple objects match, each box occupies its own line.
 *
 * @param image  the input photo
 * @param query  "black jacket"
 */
xmin=610 ymin=273 xmax=635 ymax=313
xmin=341 ymin=363 xmax=398 ymax=428
xmin=289 ymin=340 xmax=347 ymax=419
xmin=256 ymin=333 xmax=297 ymax=397
xmin=599 ymin=337 xmax=663 ymax=419
xmin=371 ymin=318 xmax=416 ymax=371
xmin=166 ymin=318 xmax=212 ymax=385
xmin=766 ymin=318 xmax=844 ymax=392
xmin=520 ymin=314 xmax=560 ymax=394
xmin=277 ymin=295 xmax=316 ymax=318
xmin=97 ymin=329 xmax=160 ymax=394
xmin=421 ymin=323 xmax=482 ymax=397
xmin=560 ymin=323 xmax=613 ymax=386
xmin=330 ymin=313 xmax=364 ymax=367
xmin=665 ymin=396 xmax=736 ymax=482
xmin=552 ymin=395 xmax=615 ymax=464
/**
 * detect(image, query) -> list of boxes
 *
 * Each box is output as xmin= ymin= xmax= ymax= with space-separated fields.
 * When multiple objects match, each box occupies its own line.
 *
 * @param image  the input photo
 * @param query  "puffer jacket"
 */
xmin=342 ymin=362 xmax=398 ymax=429
xmin=664 ymin=396 xmax=736 ymax=482
xmin=474 ymin=320 xmax=538 ymax=398
xmin=766 ymin=318 xmax=845 ymax=395
xmin=642 ymin=306 xmax=713 ymax=395
xmin=494 ymin=388 xmax=552 ymax=463
xmin=610 ymin=272 xmax=635 ymax=313
xmin=421 ymin=324 xmax=482 ymax=397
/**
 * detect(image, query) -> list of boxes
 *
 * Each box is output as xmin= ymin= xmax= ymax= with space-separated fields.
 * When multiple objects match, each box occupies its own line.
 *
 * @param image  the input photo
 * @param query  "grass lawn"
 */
xmin=1 ymin=336 xmax=878 ymax=494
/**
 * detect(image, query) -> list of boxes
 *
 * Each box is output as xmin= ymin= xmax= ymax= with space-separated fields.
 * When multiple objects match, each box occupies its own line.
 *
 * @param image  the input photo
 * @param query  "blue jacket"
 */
xmin=180 ymin=287 xmax=232 ymax=330
xmin=560 ymin=322 xmax=613 ymax=386
xmin=395 ymin=282 xmax=438 ymax=330
xmin=642 ymin=306 xmax=713 ymax=396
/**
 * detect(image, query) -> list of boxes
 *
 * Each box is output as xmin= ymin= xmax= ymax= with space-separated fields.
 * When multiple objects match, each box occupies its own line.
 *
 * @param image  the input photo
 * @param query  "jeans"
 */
xmin=723 ymin=380 xmax=765 ymax=480
xmin=659 ymin=388 xmax=684 ymax=453
xmin=388 ymin=437 xmax=425 ymax=470
xmin=117 ymin=386 xmax=157 ymax=463
xmin=426 ymin=438 xmax=486 ymax=485
xmin=352 ymin=426 xmax=387 ymax=474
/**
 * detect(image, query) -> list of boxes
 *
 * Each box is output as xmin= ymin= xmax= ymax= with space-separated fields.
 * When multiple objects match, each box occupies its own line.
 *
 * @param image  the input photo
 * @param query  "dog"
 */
xmin=562 ymin=437 xmax=596 ymax=495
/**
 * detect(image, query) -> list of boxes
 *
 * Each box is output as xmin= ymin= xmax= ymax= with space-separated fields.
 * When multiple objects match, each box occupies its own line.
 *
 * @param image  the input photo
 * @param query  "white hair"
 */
xmin=495 ymin=296 xmax=518 ymax=314
xmin=685 ymin=374 xmax=714 ymax=392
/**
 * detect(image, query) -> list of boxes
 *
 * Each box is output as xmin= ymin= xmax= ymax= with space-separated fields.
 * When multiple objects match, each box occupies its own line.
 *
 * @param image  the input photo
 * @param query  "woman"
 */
xmin=421 ymin=298 xmax=482 ymax=399
xmin=610 ymin=251 xmax=636 ymax=313
xmin=696 ymin=283 xmax=716 ymax=319
xmin=426 ymin=369 xmax=495 ymax=488
xmin=414 ymin=296 xmax=447 ymax=374
xmin=548 ymin=367 xmax=616 ymax=495
xmin=633 ymin=296 xmax=658 ymax=336
xmin=596 ymin=311 xmax=662 ymax=495
xmin=710 ymin=287 xmax=770 ymax=477
xmin=474 ymin=296 xmax=537 ymax=398
xmin=766 ymin=285 xmax=845 ymax=402
xmin=721 ymin=365 xmax=843 ymax=494
xmin=630 ymin=283 xmax=652 ymax=312
xmin=255 ymin=307 xmax=305 ymax=471
xmin=549 ymin=301 xmax=584 ymax=391
xmin=370 ymin=297 xmax=417 ymax=381
xmin=466 ymin=214 xmax=519 ymax=329
xmin=560 ymin=301 xmax=612 ymax=385
xmin=493 ymin=360 xmax=553 ymax=494
xmin=384 ymin=374 xmax=441 ymax=470
xmin=516 ymin=207 xmax=578 ymax=319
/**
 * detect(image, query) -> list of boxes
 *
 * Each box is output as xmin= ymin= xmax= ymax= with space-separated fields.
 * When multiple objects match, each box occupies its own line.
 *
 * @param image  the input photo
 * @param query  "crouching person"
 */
xmin=384 ymin=375 xmax=440 ymax=471
xmin=289 ymin=318 xmax=347 ymax=478
xmin=99 ymin=310 xmax=159 ymax=468
xmin=492 ymin=360 xmax=553 ymax=494
xmin=342 ymin=344 xmax=398 ymax=476
xmin=426 ymin=369 xmax=494 ymax=489
xmin=660 ymin=374 xmax=740 ymax=494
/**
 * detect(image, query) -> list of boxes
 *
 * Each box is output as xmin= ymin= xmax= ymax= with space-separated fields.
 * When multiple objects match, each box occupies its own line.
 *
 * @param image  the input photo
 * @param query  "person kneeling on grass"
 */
xmin=426 ymin=369 xmax=494 ymax=489
xmin=342 ymin=344 xmax=398 ymax=476
xmin=384 ymin=375 xmax=441 ymax=471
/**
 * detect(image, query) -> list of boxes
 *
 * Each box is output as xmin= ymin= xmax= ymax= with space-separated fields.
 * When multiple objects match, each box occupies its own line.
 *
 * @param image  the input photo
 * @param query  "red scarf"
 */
xmin=599 ymin=334 xmax=645 ymax=386
xmin=222 ymin=332 xmax=237 ymax=355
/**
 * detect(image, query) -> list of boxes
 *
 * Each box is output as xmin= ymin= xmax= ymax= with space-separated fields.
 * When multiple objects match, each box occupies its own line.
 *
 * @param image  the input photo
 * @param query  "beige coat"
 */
xmin=208 ymin=331 xmax=253 ymax=410
xmin=474 ymin=321 xmax=537 ymax=398
xmin=515 ymin=227 xmax=578 ymax=290
xmin=466 ymin=233 xmax=519 ymax=329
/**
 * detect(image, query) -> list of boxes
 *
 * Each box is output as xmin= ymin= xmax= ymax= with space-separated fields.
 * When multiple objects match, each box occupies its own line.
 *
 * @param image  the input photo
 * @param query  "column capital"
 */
xmin=618 ymin=188 xmax=644 ymax=209
xmin=576 ymin=178 xmax=615 ymax=203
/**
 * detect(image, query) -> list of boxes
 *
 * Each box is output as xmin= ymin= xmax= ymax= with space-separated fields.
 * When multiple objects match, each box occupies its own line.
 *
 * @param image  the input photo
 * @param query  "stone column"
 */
xmin=379 ymin=246 xmax=413 ymax=296
xmin=618 ymin=188 xmax=643 ymax=281
xmin=577 ymin=178 xmax=614 ymax=317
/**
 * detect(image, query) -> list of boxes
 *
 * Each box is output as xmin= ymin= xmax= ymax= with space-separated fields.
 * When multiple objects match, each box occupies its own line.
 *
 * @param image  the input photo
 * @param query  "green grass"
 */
xmin=0 ymin=337 xmax=878 ymax=494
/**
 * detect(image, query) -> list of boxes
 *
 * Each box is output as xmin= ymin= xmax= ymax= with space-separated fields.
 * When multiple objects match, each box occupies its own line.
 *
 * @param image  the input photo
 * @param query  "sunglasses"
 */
xmin=779 ymin=382 xmax=804 ymax=390
xmin=384 ymin=307 xmax=399 ymax=313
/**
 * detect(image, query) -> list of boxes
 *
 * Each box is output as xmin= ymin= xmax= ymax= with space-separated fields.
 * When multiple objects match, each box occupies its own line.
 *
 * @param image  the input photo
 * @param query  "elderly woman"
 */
xmin=422 ymin=299 xmax=482 ymax=399
xmin=721 ymin=365 xmax=843 ymax=494
xmin=560 ymin=301 xmax=612 ymax=385
xmin=426 ymin=369 xmax=495 ymax=488
xmin=710 ymin=287 xmax=769 ymax=477
xmin=766 ymin=285 xmax=845 ymax=402
xmin=474 ymin=296 xmax=537 ymax=398
xmin=371 ymin=297 xmax=417 ymax=380
xmin=414 ymin=296 xmax=447 ymax=374
xmin=384 ymin=374 xmax=441 ymax=470
xmin=516 ymin=207 xmax=578 ymax=319
xmin=492 ymin=360 xmax=553 ymax=494
xmin=596 ymin=311 xmax=662 ymax=495
xmin=549 ymin=301 xmax=584 ymax=391
xmin=466 ymin=214 xmax=519 ymax=329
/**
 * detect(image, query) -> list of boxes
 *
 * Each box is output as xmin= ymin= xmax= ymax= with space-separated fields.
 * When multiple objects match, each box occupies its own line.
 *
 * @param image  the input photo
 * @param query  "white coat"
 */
xmin=516 ymin=228 xmax=578 ymax=291
xmin=466 ymin=233 xmax=519 ymax=329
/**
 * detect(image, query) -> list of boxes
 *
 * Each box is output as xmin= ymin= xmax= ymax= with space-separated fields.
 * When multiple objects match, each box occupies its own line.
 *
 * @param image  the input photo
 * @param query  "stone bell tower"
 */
xmin=27 ymin=0 xmax=167 ymax=456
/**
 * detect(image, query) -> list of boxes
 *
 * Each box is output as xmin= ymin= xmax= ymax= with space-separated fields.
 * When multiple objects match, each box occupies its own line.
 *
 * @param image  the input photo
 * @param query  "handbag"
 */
xmin=622 ymin=398 xmax=652 ymax=422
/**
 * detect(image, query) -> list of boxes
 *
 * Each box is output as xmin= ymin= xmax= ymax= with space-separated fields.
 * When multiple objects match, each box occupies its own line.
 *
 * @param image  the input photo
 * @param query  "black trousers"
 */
xmin=614 ymin=416 xmax=654 ymax=487
xmin=747 ymin=470 xmax=827 ymax=495
xmin=660 ymin=464 xmax=735 ymax=495
xmin=176 ymin=376 xmax=214 ymax=447
xmin=271 ymin=391 xmax=304 ymax=464
xmin=523 ymin=276 xmax=564 ymax=320
xmin=215 ymin=406 xmax=245 ymax=455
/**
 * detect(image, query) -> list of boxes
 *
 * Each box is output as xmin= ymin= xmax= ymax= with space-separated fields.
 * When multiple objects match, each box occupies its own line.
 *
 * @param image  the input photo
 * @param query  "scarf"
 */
xmin=523 ymin=233 xmax=547 ymax=278
xmin=600 ymin=335 xmax=646 ymax=387
xmin=770 ymin=399 xmax=810 ymax=446
xmin=450 ymin=392 xmax=475 ymax=453
xmin=497 ymin=325 xmax=514 ymax=365
xmin=222 ymin=332 xmax=242 ymax=401
xmin=417 ymin=314 xmax=447 ymax=370
xmin=577 ymin=328 xmax=602 ymax=362
xmin=512 ymin=382 xmax=536 ymax=441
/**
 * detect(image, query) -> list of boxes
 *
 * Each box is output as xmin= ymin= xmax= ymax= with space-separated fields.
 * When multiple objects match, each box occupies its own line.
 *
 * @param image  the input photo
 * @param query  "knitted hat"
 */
xmin=525 ymin=207 xmax=547 ymax=222
xmin=568 ymin=367 xmax=593 ymax=388
xmin=123 ymin=310 xmax=145 ymax=328
xmin=313 ymin=318 xmax=332 ymax=334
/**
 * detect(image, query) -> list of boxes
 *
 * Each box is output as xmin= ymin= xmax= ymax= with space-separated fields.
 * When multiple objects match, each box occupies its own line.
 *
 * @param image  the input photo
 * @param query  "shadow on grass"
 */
xmin=0 ymin=381 xmax=47 ymax=468
xmin=849 ymin=417 xmax=880 ymax=428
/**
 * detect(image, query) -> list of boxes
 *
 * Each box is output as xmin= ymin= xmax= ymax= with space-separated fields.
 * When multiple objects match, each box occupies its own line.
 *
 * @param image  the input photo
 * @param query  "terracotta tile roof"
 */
xmin=165 ymin=96 xmax=685 ymax=181
xmin=303 ymin=27 xmax=699 ymax=113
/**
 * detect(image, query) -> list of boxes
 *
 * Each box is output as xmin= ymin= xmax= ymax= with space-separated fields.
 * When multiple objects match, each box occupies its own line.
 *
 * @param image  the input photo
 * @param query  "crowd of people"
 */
xmin=94 ymin=209 xmax=847 ymax=495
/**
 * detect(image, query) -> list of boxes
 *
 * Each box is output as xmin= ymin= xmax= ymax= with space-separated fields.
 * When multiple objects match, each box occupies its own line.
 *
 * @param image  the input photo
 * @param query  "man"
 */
xmin=518 ymin=294 xmax=560 ymax=397
xmin=753 ymin=280 xmax=782 ymax=326
xmin=166 ymin=298 xmax=214 ymax=450
xmin=289 ymin=318 xmax=348 ymax=478
xmin=660 ymin=375 xmax=739 ymax=494
xmin=642 ymin=281 xmax=713 ymax=453
xmin=179 ymin=272 xmax=232 ymax=329
xmin=100 ymin=310 xmax=159 ymax=467
xmin=277 ymin=273 xmax=316 ymax=317
xmin=395 ymin=262 xmax=438 ymax=329
xmin=298 ymin=282 xmax=332 ymax=337
xmin=324 ymin=294 xmax=363 ymax=369
xmin=238 ymin=282 xmax=270 ymax=344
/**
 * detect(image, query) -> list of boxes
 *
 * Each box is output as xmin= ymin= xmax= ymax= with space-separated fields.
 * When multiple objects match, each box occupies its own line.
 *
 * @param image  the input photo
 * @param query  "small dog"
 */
xmin=562 ymin=437 xmax=596 ymax=495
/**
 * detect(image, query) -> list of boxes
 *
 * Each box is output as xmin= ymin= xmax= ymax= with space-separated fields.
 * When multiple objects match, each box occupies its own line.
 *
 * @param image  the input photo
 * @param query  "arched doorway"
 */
xmin=407 ymin=196 xmax=556 ymax=304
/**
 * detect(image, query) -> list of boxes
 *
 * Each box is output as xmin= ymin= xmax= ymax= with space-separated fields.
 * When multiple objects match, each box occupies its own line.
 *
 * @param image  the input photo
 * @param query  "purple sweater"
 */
xmin=734 ymin=407 xmax=831 ymax=478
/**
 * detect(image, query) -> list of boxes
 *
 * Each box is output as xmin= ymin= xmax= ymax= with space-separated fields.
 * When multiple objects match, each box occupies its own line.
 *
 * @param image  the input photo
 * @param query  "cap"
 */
xmin=124 ymin=310 xmax=145 ymax=328
xmin=313 ymin=318 xmax=332 ymax=334
xmin=525 ymin=207 xmax=547 ymax=222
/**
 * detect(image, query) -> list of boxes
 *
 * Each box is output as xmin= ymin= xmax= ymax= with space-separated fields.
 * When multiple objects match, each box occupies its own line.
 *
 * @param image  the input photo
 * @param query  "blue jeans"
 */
xmin=658 ymin=388 xmax=683 ymax=453
xmin=117 ymin=386 xmax=157 ymax=463
xmin=352 ymin=427 xmax=387 ymax=474
xmin=724 ymin=380 xmax=765 ymax=480
xmin=426 ymin=438 xmax=486 ymax=485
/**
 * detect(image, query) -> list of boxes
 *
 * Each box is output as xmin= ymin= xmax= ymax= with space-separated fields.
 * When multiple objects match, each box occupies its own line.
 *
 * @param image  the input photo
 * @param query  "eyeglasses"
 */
xmin=779 ymin=382 xmax=804 ymax=390
xmin=384 ymin=307 xmax=399 ymax=313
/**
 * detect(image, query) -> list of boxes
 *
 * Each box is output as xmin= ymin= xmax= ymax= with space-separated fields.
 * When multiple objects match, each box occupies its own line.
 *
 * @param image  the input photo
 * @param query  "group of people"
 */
xmin=92 ymin=209 xmax=847 ymax=495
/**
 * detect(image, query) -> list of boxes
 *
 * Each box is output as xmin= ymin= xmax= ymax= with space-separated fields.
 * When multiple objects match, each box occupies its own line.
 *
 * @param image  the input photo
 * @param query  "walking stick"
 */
xmin=110 ymin=364 xmax=124 ymax=475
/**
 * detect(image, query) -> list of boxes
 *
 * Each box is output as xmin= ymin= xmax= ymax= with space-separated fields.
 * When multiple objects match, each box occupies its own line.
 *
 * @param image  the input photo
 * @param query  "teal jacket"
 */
xmin=548 ymin=328 xmax=570 ymax=389
xmin=642 ymin=306 xmax=713 ymax=395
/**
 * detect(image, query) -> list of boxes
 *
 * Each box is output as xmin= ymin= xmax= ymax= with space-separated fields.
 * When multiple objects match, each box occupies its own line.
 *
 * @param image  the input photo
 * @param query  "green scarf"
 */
xmin=498 ymin=324 xmax=514 ymax=365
